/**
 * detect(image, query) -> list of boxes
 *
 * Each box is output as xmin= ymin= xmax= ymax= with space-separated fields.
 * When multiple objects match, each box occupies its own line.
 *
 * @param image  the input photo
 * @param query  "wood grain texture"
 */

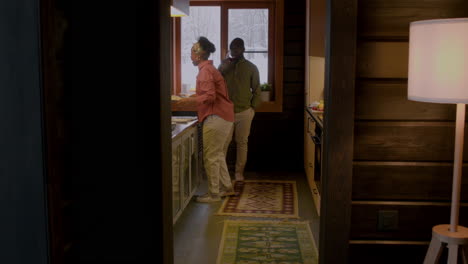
xmin=355 ymin=81 xmax=465 ymax=121
xmin=358 ymin=0 xmax=468 ymax=38
xmin=319 ymin=0 xmax=357 ymax=263
xmin=284 ymin=56 xmax=305 ymax=69
xmin=357 ymin=41 xmax=408 ymax=78
xmin=308 ymin=0 xmax=326 ymax=57
xmin=353 ymin=162 xmax=468 ymax=201
xmin=354 ymin=121 xmax=468 ymax=162
xmin=350 ymin=202 xmax=468 ymax=241
xmin=284 ymin=69 xmax=305 ymax=83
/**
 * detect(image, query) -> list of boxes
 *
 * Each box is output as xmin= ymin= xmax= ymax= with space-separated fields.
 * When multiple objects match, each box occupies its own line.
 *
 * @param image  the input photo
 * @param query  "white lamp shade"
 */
xmin=408 ymin=18 xmax=468 ymax=104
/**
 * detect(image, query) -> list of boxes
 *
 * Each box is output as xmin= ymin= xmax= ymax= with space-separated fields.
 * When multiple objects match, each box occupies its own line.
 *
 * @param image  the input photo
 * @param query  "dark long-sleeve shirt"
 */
xmin=218 ymin=58 xmax=261 ymax=113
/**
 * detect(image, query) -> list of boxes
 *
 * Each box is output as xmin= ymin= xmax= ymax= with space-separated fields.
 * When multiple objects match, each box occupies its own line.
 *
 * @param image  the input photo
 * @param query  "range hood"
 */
xmin=171 ymin=0 xmax=189 ymax=17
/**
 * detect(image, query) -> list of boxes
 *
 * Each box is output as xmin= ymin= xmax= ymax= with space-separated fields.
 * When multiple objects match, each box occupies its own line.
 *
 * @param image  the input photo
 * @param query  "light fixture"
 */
xmin=408 ymin=18 xmax=468 ymax=263
xmin=170 ymin=0 xmax=189 ymax=17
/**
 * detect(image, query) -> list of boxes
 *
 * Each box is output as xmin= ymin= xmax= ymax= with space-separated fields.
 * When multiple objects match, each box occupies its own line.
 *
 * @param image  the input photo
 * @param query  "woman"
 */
xmin=177 ymin=37 xmax=235 ymax=203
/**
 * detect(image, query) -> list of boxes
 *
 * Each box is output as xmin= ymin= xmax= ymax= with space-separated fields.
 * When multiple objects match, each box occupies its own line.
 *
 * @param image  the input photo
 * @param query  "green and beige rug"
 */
xmin=216 ymin=220 xmax=318 ymax=264
xmin=217 ymin=180 xmax=299 ymax=218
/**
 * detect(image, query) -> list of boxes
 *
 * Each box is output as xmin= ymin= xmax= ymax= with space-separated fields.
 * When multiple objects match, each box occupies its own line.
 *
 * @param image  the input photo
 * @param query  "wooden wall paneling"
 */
xmin=357 ymin=0 xmax=468 ymax=39
xmin=353 ymin=162 xmax=468 ymax=201
xmin=350 ymin=202 xmax=468 ymax=240
xmin=246 ymin=0 xmax=304 ymax=170
xmin=354 ymin=121 xmax=468 ymax=161
xmin=284 ymin=27 xmax=306 ymax=42
xmin=284 ymin=69 xmax=305 ymax=83
xmin=308 ymin=0 xmax=326 ymax=56
xmin=284 ymin=82 xmax=304 ymax=96
xmin=352 ymin=0 xmax=468 ymax=262
xmin=354 ymin=81 xmax=468 ymax=121
xmin=349 ymin=242 xmax=429 ymax=264
xmin=283 ymin=95 xmax=304 ymax=110
xmin=357 ymin=41 xmax=408 ymax=78
xmin=284 ymin=56 xmax=304 ymax=69
xmin=285 ymin=41 xmax=305 ymax=56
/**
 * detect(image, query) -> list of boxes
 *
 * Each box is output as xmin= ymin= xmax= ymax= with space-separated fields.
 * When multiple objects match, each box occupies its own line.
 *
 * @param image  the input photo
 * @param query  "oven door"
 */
xmin=311 ymin=126 xmax=322 ymax=193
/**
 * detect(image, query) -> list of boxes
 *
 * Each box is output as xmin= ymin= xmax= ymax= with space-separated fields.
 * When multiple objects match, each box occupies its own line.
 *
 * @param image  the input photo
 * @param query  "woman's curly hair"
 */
xmin=197 ymin=36 xmax=216 ymax=59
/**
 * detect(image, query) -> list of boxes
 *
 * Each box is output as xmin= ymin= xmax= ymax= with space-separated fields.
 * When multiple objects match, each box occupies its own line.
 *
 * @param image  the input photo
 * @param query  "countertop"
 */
xmin=172 ymin=116 xmax=198 ymax=139
xmin=305 ymin=107 xmax=323 ymax=128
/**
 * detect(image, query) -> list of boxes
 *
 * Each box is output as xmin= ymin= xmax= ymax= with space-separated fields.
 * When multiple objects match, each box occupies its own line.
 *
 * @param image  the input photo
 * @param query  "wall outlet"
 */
xmin=378 ymin=210 xmax=398 ymax=231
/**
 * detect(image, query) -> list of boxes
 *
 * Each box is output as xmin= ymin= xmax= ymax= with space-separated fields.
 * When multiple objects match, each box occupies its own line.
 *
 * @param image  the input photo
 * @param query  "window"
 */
xmin=180 ymin=6 xmax=221 ymax=96
xmin=172 ymin=0 xmax=284 ymax=112
xmin=228 ymin=9 xmax=270 ymax=85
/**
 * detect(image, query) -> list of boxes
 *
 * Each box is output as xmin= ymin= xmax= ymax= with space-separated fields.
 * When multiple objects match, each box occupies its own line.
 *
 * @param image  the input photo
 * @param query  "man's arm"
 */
xmin=250 ymin=65 xmax=261 ymax=109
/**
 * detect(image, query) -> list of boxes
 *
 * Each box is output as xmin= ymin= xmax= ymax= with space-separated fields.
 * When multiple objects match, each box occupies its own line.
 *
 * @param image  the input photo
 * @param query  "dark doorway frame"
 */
xmin=157 ymin=0 xmax=357 ymax=263
xmin=155 ymin=0 xmax=174 ymax=263
xmin=319 ymin=0 xmax=356 ymax=263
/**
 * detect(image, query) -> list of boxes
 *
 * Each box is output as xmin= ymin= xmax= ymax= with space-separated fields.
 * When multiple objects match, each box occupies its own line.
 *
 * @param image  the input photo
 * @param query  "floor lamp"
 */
xmin=407 ymin=18 xmax=468 ymax=263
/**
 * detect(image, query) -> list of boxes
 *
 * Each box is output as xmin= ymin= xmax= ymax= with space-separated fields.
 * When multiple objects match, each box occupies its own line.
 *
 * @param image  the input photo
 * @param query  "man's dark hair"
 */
xmin=198 ymin=36 xmax=216 ymax=59
xmin=230 ymin=38 xmax=245 ymax=49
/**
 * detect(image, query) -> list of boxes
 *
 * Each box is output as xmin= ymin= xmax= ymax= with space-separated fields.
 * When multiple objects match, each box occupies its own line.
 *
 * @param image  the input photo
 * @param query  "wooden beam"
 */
xmin=319 ymin=0 xmax=357 ymax=263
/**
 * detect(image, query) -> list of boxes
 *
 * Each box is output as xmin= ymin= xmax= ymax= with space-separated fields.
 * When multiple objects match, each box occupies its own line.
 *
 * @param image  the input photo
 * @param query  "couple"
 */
xmin=176 ymin=37 xmax=260 ymax=203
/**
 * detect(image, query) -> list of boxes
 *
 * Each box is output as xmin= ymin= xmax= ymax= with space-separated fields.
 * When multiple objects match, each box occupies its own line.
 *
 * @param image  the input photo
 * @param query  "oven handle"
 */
xmin=311 ymin=135 xmax=321 ymax=145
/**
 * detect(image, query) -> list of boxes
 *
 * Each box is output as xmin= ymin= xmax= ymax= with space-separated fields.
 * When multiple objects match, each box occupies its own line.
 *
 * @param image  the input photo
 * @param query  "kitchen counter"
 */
xmin=172 ymin=116 xmax=198 ymax=139
xmin=305 ymin=107 xmax=323 ymax=129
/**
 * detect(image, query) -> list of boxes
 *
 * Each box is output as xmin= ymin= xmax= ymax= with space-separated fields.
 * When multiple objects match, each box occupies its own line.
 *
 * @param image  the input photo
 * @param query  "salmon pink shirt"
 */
xmin=196 ymin=60 xmax=234 ymax=123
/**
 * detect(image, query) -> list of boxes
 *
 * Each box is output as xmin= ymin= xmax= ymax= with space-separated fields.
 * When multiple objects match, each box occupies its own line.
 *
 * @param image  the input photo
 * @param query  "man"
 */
xmin=218 ymin=38 xmax=261 ymax=181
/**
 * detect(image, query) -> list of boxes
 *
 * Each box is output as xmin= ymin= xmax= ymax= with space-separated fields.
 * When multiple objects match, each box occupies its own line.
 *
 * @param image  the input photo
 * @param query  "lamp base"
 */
xmin=424 ymin=224 xmax=468 ymax=264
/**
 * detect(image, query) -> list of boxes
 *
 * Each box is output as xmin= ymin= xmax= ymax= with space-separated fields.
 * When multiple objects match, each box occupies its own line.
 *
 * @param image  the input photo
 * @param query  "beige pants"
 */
xmin=224 ymin=107 xmax=255 ymax=175
xmin=203 ymin=115 xmax=234 ymax=195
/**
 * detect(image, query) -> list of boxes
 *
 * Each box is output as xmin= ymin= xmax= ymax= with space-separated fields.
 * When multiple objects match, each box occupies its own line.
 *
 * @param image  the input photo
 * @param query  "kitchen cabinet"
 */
xmin=171 ymin=118 xmax=200 ymax=224
xmin=304 ymin=108 xmax=321 ymax=216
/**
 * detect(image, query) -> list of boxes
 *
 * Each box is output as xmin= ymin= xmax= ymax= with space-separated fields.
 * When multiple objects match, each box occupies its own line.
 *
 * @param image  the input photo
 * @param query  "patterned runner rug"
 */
xmin=216 ymin=220 xmax=318 ymax=264
xmin=217 ymin=180 xmax=299 ymax=218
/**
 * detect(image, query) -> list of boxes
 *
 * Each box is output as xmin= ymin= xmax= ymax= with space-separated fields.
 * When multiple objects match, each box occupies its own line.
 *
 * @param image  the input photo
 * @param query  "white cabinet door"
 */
xmin=172 ymin=124 xmax=201 ymax=225
xmin=172 ymin=137 xmax=181 ymax=220
xmin=190 ymin=127 xmax=199 ymax=195
xmin=180 ymin=131 xmax=191 ymax=207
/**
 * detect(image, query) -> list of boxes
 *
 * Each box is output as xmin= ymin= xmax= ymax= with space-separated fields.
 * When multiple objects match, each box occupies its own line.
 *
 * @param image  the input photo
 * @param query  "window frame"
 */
xmin=172 ymin=0 xmax=283 ymax=112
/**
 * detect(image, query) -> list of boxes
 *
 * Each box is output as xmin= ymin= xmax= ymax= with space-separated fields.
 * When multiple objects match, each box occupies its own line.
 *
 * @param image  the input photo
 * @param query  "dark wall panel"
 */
xmin=354 ymin=121 xmax=468 ymax=162
xmin=353 ymin=162 xmax=468 ymax=201
xmin=351 ymin=0 xmax=468 ymax=261
xmin=349 ymin=243 xmax=429 ymax=264
xmin=243 ymin=0 xmax=305 ymax=171
xmin=355 ymin=81 xmax=462 ymax=121
xmin=351 ymin=202 xmax=468 ymax=240
xmin=358 ymin=0 xmax=468 ymax=38
xmin=0 ymin=1 xmax=49 ymax=263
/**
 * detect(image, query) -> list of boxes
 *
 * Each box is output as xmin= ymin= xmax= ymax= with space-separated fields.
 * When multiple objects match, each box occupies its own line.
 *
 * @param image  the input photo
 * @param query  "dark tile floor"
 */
xmin=173 ymin=171 xmax=320 ymax=264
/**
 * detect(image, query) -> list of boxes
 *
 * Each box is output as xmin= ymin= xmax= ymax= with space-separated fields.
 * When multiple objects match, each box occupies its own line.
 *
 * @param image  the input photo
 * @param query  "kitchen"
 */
xmin=168 ymin=0 xmax=323 ymax=263
xmin=164 ymin=0 xmax=468 ymax=263
xmin=3 ymin=0 xmax=468 ymax=263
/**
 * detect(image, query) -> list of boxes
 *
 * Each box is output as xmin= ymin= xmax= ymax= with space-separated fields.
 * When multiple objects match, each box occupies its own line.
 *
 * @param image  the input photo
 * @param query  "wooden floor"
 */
xmin=173 ymin=171 xmax=320 ymax=264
